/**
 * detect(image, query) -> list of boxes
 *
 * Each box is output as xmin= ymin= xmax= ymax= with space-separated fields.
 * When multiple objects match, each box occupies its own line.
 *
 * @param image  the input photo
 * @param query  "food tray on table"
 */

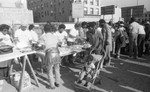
xmin=0 ymin=45 xmax=13 ymax=55
xmin=59 ymin=46 xmax=72 ymax=56
xmin=82 ymin=44 xmax=91 ymax=49
xmin=70 ymin=45 xmax=83 ymax=51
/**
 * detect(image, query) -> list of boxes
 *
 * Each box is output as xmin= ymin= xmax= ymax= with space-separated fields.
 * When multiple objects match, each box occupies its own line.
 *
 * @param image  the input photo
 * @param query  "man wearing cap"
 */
xmin=14 ymin=24 xmax=32 ymax=49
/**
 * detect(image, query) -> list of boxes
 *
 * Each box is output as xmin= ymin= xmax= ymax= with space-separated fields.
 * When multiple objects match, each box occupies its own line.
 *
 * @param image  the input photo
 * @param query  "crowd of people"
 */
xmin=0 ymin=17 xmax=150 ymax=89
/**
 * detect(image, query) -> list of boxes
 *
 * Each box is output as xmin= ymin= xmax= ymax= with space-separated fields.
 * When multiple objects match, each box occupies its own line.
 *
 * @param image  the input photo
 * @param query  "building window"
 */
xmin=62 ymin=0 xmax=64 ymax=3
xmin=38 ymin=12 xmax=40 ymax=18
xmin=47 ymin=11 xmax=49 ymax=16
xmin=84 ymin=0 xmax=87 ymax=4
xmin=51 ymin=11 xmax=53 ymax=16
xmin=45 ymin=11 xmax=47 ymax=16
xmin=90 ymin=8 xmax=94 ymax=14
xmin=41 ymin=4 xmax=44 ymax=10
xmin=145 ymin=14 xmax=147 ymax=17
xmin=62 ymin=8 xmax=64 ymax=14
xmin=95 ymin=0 xmax=99 ymax=6
xmin=44 ymin=3 xmax=46 ymax=7
xmin=70 ymin=10 xmax=72 ymax=15
xmin=50 ymin=2 xmax=53 ymax=7
xmin=90 ymin=0 xmax=94 ymax=5
xmin=34 ymin=7 xmax=37 ymax=11
xmin=37 ymin=6 xmax=40 ymax=9
xmin=84 ymin=7 xmax=88 ymax=15
xmin=41 ymin=12 xmax=44 ymax=17
xmin=59 ymin=9 xmax=62 ymax=15
xmin=95 ymin=8 xmax=99 ymax=15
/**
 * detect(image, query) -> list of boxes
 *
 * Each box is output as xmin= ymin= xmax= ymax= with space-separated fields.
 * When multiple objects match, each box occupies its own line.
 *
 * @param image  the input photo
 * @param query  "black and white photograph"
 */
xmin=0 ymin=0 xmax=150 ymax=92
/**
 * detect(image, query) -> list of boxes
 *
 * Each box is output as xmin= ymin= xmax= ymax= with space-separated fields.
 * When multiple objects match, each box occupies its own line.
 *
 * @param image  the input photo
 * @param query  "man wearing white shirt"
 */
xmin=67 ymin=23 xmax=80 ymax=45
xmin=137 ymin=24 xmax=146 ymax=57
xmin=14 ymin=24 xmax=32 ymax=49
xmin=55 ymin=24 xmax=68 ymax=46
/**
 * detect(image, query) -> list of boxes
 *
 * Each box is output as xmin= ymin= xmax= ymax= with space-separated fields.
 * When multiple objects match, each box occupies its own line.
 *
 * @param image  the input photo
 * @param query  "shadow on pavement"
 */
xmin=94 ymin=57 xmax=150 ymax=92
xmin=60 ymin=66 xmax=78 ymax=91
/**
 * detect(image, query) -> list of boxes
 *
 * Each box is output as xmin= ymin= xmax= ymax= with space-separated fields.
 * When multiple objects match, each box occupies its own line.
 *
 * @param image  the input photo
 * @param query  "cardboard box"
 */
xmin=10 ymin=71 xmax=31 ymax=90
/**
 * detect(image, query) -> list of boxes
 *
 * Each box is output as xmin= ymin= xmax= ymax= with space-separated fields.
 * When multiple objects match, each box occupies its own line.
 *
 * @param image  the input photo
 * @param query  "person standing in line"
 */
xmin=144 ymin=21 xmax=150 ymax=55
xmin=39 ymin=24 xmax=61 ymax=89
xmin=137 ymin=23 xmax=146 ymax=57
xmin=99 ymin=19 xmax=112 ymax=66
xmin=108 ymin=21 xmax=115 ymax=55
xmin=129 ymin=17 xmax=140 ymax=59
xmin=115 ymin=23 xmax=126 ymax=59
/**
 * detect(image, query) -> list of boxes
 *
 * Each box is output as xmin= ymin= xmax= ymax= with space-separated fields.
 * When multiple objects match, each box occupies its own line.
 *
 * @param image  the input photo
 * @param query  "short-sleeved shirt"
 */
xmin=67 ymin=28 xmax=79 ymax=42
xmin=85 ymin=62 xmax=95 ymax=73
xmin=138 ymin=25 xmax=145 ymax=35
xmin=55 ymin=31 xmax=68 ymax=42
xmin=15 ymin=29 xmax=32 ymax=48
xmin=39 ymin=33 xmax=59 ymax=51
xmin=129 ymin=22 xmax=140 ymax=34
xmin=0 ymin=32 xmax=12 ymax=46
xmin=29 ymin=30 xmax=39 ymax=42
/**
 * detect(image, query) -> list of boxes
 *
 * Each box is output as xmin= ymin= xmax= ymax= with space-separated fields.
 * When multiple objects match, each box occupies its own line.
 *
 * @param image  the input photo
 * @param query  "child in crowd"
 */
xmin=77 ymin=54 xmax=95 ymax=87
xmin=39 ymin=24 xmax=61 ymax=89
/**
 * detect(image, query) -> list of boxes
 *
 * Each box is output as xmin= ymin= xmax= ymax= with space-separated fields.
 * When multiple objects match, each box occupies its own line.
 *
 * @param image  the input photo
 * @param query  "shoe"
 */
xmin=83 ymin=82 xmax=88 ymax=87
xmin=54 ymin=82 xmax=60 ymax=87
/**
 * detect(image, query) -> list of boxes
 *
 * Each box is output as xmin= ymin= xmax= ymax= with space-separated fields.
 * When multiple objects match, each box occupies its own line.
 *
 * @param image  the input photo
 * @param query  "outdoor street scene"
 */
xmin=0 ymin=0 xmax=150 ymax=92
xmin=21 ymin=55 xmax=150 ymax=92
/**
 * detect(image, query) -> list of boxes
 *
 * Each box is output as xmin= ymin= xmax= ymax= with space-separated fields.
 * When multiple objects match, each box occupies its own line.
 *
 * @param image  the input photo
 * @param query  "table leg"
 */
xmin=26 ymin=55 xmax=40 ymax=87
xmin=19 ymin=56 xmax=27 ymax=92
